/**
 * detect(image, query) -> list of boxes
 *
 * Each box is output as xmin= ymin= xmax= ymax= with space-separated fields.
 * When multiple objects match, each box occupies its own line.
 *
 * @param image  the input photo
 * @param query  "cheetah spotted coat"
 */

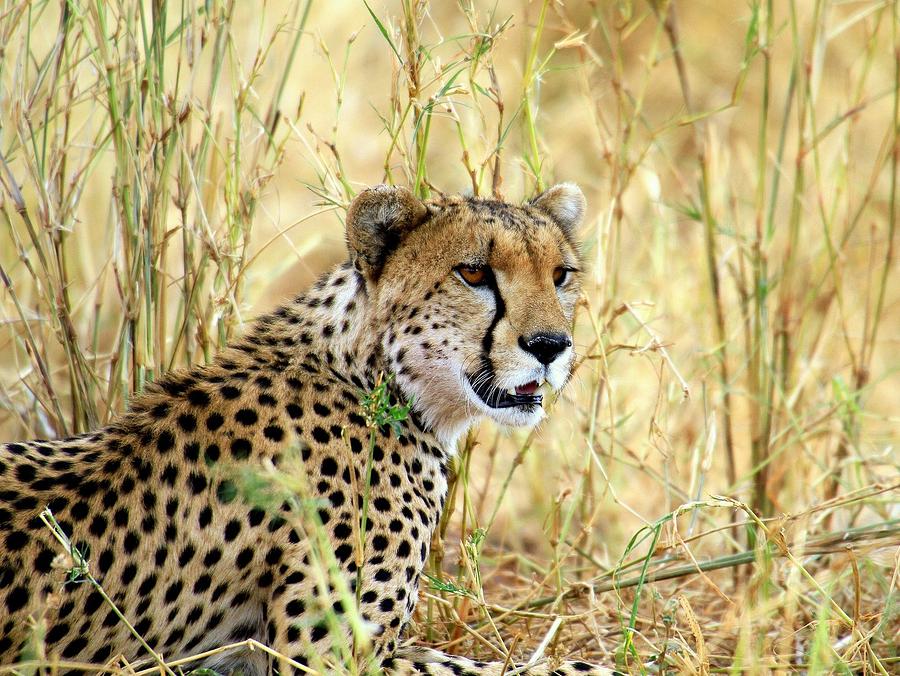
xmin=0 ymin=185 xmax=615 ymax=675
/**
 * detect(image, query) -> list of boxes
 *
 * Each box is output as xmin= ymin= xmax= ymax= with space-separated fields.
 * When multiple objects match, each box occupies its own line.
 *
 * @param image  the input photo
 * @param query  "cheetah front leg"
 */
xmin=266 ymin=561 xmax=414 ymax=674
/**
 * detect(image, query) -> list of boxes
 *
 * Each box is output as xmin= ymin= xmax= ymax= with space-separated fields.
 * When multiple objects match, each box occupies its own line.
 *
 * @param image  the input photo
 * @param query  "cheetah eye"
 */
xmin=456 ymin=264 xmax=489 ymax=287
xmin=553 ymin=267 xmax=570 ymax=287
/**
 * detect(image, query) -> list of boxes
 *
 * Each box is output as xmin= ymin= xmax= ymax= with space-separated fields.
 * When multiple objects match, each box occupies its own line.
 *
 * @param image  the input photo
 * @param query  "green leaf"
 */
xmin=363 ymin=1 xmax=401 ymax=62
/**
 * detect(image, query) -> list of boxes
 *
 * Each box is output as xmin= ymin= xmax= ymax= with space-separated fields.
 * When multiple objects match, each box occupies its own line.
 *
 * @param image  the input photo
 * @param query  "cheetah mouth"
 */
xmin=466 ymin=369 xmax=543 ymax=409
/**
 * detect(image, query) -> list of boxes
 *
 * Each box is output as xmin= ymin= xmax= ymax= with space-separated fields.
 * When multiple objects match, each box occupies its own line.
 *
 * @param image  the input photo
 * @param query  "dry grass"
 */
xmin=0 ymin=0 xmax=897 ymax=673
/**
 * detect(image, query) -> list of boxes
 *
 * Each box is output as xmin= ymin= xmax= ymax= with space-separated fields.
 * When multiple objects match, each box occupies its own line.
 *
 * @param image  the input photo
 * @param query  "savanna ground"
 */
xmin=0 ymin=0 xmax=897 ymax=673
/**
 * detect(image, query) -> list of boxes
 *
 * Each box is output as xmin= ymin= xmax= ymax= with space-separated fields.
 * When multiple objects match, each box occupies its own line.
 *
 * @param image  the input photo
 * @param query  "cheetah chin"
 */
xmin=1 ymin=183 xmax=617 ymax=676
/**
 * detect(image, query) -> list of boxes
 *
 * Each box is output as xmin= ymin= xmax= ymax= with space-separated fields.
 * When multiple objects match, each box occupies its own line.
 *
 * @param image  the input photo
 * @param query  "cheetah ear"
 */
xmin=529 ymin=182 xmax=586 ymax=239
xmin=346 ymin=185 xmax=429 ymax=280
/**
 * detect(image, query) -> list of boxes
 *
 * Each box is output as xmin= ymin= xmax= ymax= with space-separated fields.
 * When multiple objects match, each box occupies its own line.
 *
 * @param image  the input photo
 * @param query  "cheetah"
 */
xmin=0 ymin=184 xmax=616 ymax=675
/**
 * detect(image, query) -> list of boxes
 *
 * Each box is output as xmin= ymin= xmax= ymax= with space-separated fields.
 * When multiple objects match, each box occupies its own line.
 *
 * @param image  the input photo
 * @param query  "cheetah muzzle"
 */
xmin=0 ymin=184 xmax=616 ymax=676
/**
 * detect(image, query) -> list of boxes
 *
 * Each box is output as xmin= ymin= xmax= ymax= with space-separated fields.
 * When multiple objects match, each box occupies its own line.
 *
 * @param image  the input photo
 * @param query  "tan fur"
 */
xmin=0 ymin=185 xmax=613 ymax=675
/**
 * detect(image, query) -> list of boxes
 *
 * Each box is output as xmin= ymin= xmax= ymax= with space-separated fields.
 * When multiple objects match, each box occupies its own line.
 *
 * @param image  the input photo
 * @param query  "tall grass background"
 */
xmin=0 ymin=0 xmax=897 ymax=673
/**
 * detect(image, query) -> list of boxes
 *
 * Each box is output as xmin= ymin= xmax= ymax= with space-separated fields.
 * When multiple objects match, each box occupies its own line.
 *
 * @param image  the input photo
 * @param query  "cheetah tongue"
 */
xmin=514 ymin=381 xmax=539 ymax=396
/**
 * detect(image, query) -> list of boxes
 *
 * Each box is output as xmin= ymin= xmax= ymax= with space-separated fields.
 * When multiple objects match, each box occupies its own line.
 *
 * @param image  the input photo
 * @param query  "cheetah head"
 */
xmin=346 ymin=183 xmax=585 ymax=447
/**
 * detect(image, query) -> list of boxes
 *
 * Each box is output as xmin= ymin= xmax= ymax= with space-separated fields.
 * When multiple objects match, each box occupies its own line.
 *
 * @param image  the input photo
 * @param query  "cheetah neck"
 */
xmin=286 ymin=264 xmax=379 ymax=369
xmin=241 ymin=262 xmax=461 ymax=452
xmin=244 ymin=263 xmax=390 ymax=390
xmin=301 ymin=265 xmax=473 ymax=451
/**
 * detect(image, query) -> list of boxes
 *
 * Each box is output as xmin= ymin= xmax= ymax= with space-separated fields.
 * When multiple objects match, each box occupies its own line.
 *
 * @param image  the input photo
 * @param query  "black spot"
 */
xmin=15 ymin=464 xmax=36 ymax=483
xmin=133 ymin=617 xmax=152 ymax=637
xmin=138 ymin=573 xmax=158 ymax=597
xmin=203 ymin=548 xmax=223 ymax=566
xmin=236 ymin=548 xmax=254 ymax=569
xmin=78 ymin=591 xmax=103 ymax=617
xmin=198 ymin=506 xmax=213 ymax=529
xmin=224 ymin=519 xmax=241 ymax=541
xmin=206 ymin=413 xmax=224 ymax=431
xmin=91 ymin=644 xmax=113 ymax=662
xmin=6 ymin=586 xmax=30 ymax=613
xmin=34 ymin=548 xmax=55 ymax=573
xmin=6 ymin=530 xmax=28 ymax=551
xmin=132 ymin=458 xmax=153 ymax=481
xmin=188 ymin=472 xmax=207 ymax=494
xmin=102 ymin=490 xmax=117 ymax=509
xmin=265 ymin=547 xmax=283 ymax=565
xmin=204 ymin=445 xmax=220 ymax=464
xmin=217 ymin=480 xmax=237 ymax=504
xmin=150 ymin=402 xmax=170 ymax=419
xmin=285 ymin=571 xmax=305 ymax=585
xmin=142 ymin=490 xmax=157 ymax=511
xmin=102 ymin=457 xmax=122 ymax=474
xmin=51 ymin=459 xmax=73 ymax=472
xmin=89 ymin=515 xmax=108 ymax=537
xmin=177 ymin=414 xmax=197 ymax=432
xmin=121 ymin=475 xmax=136 ymax=493
xmin=230 ymin=438 xmax=252 ymax=460
xmin=157 ymin=431 xmax=176 ymax=453
xmin=263 ymin=425 xmax=284 ymax=441
xmin=161 ymin=464 xmax=179 ymax=486
xmin=178 ymin=544 xmax=196 ymax=566
xmin=334 ymin=544 xmax=352 ymax=562
xmin=123 ymin=531 xmax=140 ymax=554
xmin=185 ymin=442 xmax=201 ymax=463
xmin=320 ymin=457 xmax=338 ymax=476
xmin=247 ymin=508 xmax=265 ymax=527
xmin=61 ymin=635 xmax=88 ymax=658
xmin=164 ymin=580 xmax=183 ymax=605
xmin=235 ymin=409 xmax=258 ymax=426
xmin=97 ymin=607 xmax=117 ymax=628
xmin=187 ymin=389 xmax=210 ymax=406
xmin=97 ymin=549 xmax=114 ymax=573
xmin=194 ymin=575 xmax=212 ymax=593
xmin=181 ymin=607 xmax=202 ymax=632
xmin=311 ymin=427 xmax=330 ymax=444
xmin=310 ymin=623 xmax=328 ymax=642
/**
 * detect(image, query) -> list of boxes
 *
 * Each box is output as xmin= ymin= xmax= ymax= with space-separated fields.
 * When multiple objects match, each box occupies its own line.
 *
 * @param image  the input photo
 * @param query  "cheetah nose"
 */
xmin=518 ymin=332 xmax=572 ymax=366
